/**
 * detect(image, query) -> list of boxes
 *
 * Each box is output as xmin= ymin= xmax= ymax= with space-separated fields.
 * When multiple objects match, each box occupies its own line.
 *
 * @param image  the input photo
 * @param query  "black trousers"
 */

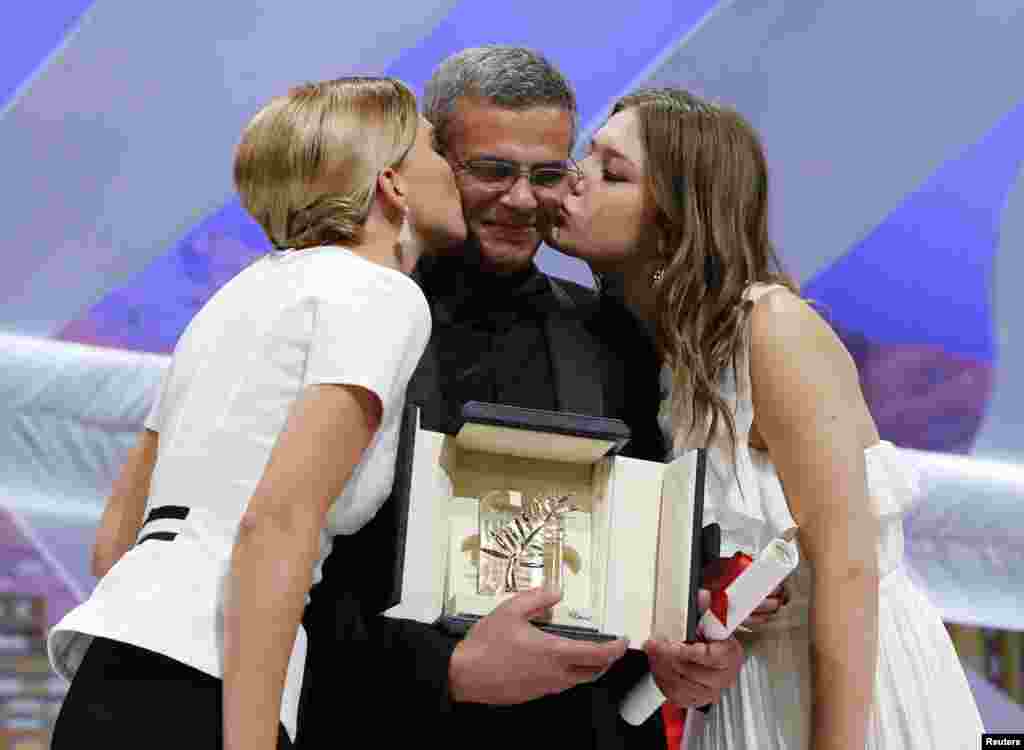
xmin=51 ymin=637 xmax=291 ymax=749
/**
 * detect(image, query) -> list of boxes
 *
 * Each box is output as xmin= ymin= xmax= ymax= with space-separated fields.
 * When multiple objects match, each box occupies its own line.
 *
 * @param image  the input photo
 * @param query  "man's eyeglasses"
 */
xmin=450 ymin=157 xmax=581 ymax=193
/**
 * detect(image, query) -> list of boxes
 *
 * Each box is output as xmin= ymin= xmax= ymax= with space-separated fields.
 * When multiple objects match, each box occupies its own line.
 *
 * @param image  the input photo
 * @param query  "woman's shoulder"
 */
xmin=747 ymin=284 xmax=840 ymax=355
xmin=746 ymin=284 xmax=862 ymax=404
xmin=310 ymin=246 xmax=416 ymax=285
xmin=307 ymin=248 xmax=427 ymax=311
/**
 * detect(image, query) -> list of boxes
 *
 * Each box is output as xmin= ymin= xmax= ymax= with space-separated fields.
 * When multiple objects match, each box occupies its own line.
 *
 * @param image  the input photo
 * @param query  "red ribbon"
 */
xmin=702 ymin=552 xmax=753 ymax=628
xmin=661 ymin=703 xmax=685 ymax=750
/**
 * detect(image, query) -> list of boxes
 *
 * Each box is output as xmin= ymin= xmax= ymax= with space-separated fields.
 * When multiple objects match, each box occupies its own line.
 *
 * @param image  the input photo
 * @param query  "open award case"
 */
xmin=384 ymin=401 xmax=708 ymax=646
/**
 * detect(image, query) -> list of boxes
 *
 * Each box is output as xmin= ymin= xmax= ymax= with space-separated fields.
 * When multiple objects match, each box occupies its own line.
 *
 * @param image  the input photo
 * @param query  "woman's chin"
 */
xmin=549 ymin=235 xmax=619 ymax=270
xmin=545 ymin=223 xmax=627 ymax=271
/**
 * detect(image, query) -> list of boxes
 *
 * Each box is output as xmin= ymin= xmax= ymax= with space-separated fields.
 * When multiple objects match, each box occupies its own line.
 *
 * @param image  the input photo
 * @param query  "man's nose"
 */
xmin=500 ymin=174 xmax=538 ymax=211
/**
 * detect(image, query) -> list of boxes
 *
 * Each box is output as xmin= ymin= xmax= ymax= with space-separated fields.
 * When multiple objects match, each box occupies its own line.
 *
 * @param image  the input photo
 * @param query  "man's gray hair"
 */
xmin=423 ymin=45 xmax=577 ymax=152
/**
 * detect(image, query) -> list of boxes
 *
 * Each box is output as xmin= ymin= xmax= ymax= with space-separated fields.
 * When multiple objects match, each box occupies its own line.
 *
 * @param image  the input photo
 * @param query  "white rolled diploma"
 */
xmin=619 ymin=536 xmax=799 ymax=726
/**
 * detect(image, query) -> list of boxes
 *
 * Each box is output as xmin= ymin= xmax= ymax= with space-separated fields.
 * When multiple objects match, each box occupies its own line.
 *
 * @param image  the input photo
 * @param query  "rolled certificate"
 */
xmin=619 ymin=535 xmax=799 ymax=727
xmin=698 ymin=536 xmax=798 ymax=640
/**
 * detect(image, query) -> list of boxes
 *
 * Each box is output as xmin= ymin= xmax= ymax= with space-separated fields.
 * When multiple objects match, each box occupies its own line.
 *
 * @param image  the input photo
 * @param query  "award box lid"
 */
xmin=455 ymin=401 xmax=631 ymax=464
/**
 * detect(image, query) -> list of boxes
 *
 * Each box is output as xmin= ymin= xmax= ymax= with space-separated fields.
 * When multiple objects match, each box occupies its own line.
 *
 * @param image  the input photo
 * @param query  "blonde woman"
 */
xmin=545 ymin=88 xmax=983 ymax=749
xmin=47 ymin=77 xmax=465 ymax=750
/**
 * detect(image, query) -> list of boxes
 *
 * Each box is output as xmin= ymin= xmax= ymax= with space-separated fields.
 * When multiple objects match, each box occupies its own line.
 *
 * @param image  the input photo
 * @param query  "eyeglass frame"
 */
xmin=446 ymin=155 xmax=583 ymax=194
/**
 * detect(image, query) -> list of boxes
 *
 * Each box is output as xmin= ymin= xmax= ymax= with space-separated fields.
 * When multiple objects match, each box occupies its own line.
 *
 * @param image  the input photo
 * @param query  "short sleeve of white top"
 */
xmin=48 ymin=246 xmax=430 ymax=742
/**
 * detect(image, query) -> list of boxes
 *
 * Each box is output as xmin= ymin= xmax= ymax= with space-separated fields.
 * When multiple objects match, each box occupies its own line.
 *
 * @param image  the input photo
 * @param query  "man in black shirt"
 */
xmin=299 ymin=47 xmax=745 ymax=748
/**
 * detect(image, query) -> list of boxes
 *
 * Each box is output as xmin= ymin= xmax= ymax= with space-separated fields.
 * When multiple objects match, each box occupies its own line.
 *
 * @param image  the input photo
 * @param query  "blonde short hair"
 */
xmin=234 ymin=77 xmax=418 ymax=250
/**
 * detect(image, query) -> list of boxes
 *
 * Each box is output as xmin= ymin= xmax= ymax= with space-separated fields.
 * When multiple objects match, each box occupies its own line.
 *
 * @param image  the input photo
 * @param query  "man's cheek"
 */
xmin=535 ymin=202 xmax=561 ymax=238
xmin=539 ymin=192 xmax=568 ymax=221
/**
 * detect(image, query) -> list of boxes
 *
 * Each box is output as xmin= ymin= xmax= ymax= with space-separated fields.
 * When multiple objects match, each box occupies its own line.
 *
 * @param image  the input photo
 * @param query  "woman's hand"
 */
xmin=742 ymin=584 xmax=789 ymax=629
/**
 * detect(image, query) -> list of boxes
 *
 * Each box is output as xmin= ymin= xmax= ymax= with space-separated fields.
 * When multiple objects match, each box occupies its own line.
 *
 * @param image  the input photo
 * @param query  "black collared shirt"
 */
xmin=303 ymin=252 xmax=669 ymax=748
xmin=413 ymin=254 xmax=559 ymax=434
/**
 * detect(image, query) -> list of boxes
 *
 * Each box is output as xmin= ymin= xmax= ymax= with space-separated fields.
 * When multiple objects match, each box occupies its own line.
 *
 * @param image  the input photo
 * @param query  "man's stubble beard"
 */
xmin=460 ymin=225 xmax=543 ymax=276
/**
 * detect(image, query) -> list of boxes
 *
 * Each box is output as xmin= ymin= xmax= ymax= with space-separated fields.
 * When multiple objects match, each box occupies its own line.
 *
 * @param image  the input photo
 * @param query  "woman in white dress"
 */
xmin=47 ymin=77 xmax=466 ymax=750
xmin=544 ymin=87 xmax=984 ymax=749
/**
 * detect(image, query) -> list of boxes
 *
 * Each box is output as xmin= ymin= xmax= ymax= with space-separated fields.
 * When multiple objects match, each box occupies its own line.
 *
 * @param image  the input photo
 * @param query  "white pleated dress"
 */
xmin=660 ymin=283 xmax=984 ymax=749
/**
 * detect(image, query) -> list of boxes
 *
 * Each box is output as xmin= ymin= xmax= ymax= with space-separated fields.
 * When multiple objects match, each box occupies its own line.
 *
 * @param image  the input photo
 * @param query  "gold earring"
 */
xmin=651 ymin=267 xmax=665 ymax=287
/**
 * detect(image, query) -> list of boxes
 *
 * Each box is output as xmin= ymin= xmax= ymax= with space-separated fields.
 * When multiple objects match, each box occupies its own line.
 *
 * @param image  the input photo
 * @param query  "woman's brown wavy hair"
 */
xmin=611 ymin=88 xmax=798 ymax=456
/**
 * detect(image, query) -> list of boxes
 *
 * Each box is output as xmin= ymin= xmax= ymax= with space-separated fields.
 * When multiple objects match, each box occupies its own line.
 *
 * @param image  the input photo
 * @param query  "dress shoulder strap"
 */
xmin=729 ymin=283 xmax=789 ymax=435
xmin=742 ymin=281 xmax=788 ymax=304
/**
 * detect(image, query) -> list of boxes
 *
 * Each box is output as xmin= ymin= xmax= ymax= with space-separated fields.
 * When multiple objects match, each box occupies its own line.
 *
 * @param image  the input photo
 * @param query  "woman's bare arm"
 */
xmin=221 ymin=383 xmax=380 ymax=750
xmin=92 ymin=429 xmax=159 ymax=578
xmin=748 ymin=290 xmax=880 ymax=750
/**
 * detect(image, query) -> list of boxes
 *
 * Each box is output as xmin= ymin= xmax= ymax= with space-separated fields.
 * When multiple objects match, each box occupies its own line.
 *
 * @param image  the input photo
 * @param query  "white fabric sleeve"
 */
xmin=304 ymin=276 xmax=430 ymax=416
xmin=143 ymin=363 xmax=172 ymax=432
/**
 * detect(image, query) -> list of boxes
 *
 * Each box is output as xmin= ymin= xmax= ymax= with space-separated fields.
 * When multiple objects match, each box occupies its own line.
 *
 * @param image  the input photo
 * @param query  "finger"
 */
xmin=666 ymin=659 xmax=734 ymax=691
xmin=660 ymin=642 xmax=739 ymax=690
xmin=643 ymin=638 xmax=676 ymax=664
xmin=645 ymin=638 xmax=691 ymax=677
xmin=677 ymin=639 xmax=740 ymax=669
xmin=650 ymin=668 xmax=716 ymax=708
xmin=642 ymin=637 xmax=663 ymax=654
xmin=543 ymin=669 xmax=582 ymax=696
xmin=566 ymin=662 xmax=612 ymax=685
xmin=696 ymin=588 xmax=711 ymax=612
xmin=496 ymin=586 xmax=563 ymax=619
xmin=703 ymin=638 xmax=743 ymax=669
xmin=552 ymin=636 xmax=628 ymax=670
xmin=666 ymin=677 xmax=717 ymax=707
xmin=675 ymin=641 xmax=711 ymax=665
xmin=665 ymin=683 xmax=716 ymax=708
xmin=751 ymin=598 xmax=781 ymax=616
xmin=649 ymin=642 xmax=713 ymax=687
xmin=777 ymin=585 xmax=791 ymax=606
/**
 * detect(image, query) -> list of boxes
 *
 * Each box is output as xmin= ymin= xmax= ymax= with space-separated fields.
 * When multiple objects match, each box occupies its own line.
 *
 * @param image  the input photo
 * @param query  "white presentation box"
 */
xmin=385 ymin=402 xmax=708 ymax=646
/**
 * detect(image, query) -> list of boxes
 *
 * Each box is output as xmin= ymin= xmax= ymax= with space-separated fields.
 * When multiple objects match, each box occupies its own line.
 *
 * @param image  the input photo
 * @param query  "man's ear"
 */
xmin=377 ymin=167 xmax=408 ymax=218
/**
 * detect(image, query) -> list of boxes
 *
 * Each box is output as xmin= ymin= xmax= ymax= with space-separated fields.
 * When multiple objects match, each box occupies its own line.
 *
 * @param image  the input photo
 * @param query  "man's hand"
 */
xmin=448 ymin=587 xmax=628 ymax=705
xmin=641 ymin=587 xmax=749 ymax=708
xmin=643 ymin=637 xmax=744 ymax=709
